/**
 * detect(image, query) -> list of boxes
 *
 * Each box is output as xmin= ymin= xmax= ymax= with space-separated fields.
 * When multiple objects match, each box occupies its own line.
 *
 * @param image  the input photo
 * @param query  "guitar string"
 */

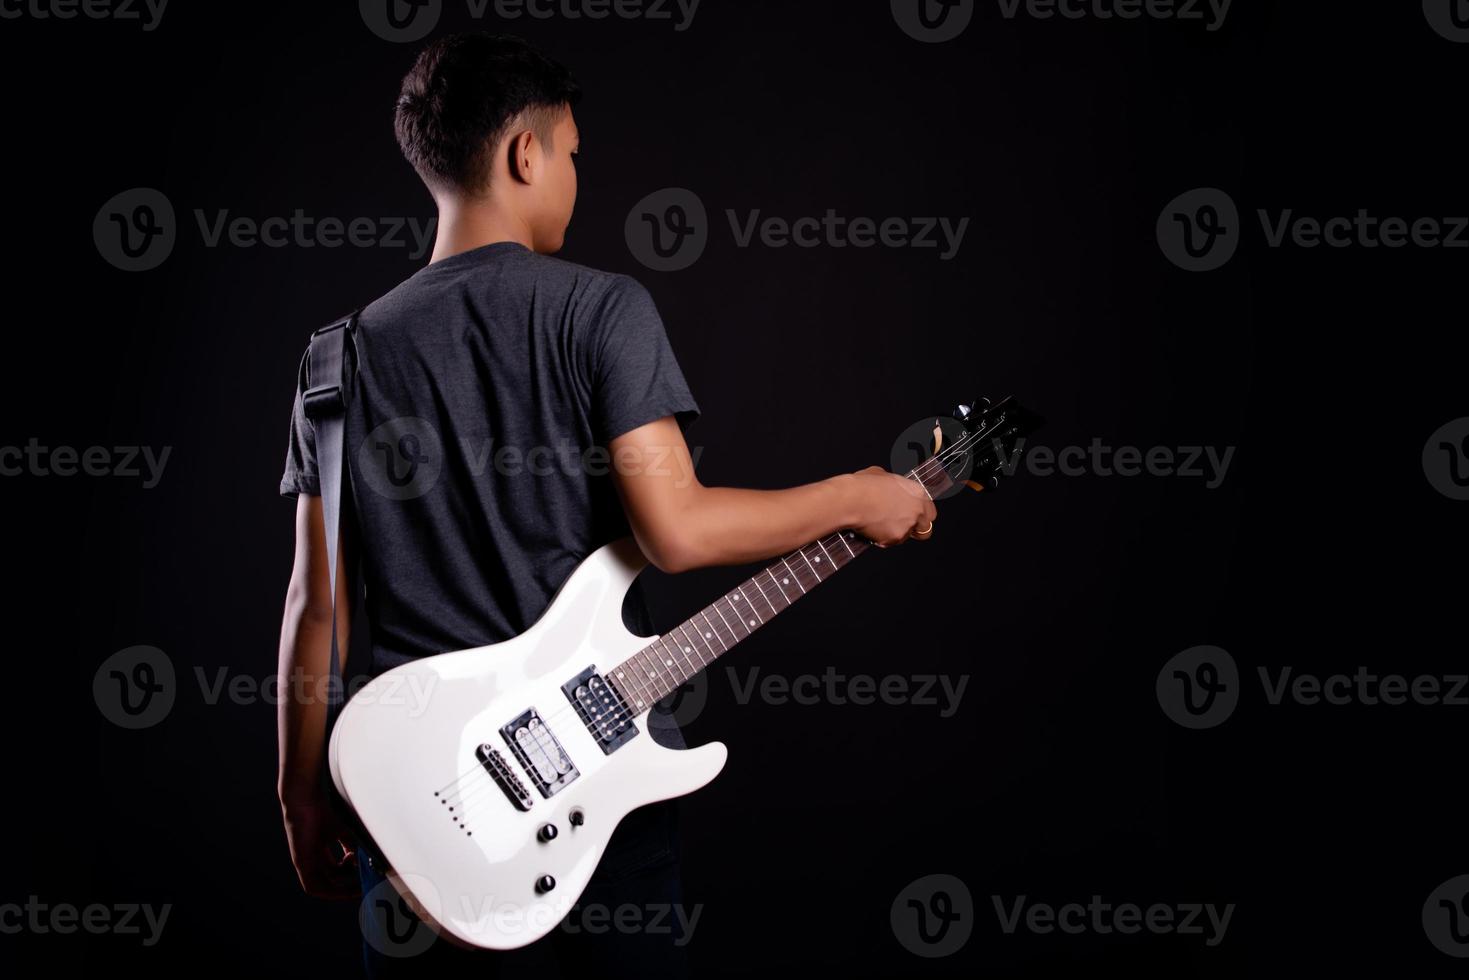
xmin=431 ymin=420 xmax=1004 ymax=810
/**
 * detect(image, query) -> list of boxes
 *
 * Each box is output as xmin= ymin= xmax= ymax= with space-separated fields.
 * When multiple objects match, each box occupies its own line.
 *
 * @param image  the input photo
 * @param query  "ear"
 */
xmin=506 ymin=128 xmax=537 ymax=186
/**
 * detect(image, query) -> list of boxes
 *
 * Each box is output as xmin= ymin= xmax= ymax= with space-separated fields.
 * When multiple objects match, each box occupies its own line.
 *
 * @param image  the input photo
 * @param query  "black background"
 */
xmin=2 ymin=0 xmax=1464 ymax=975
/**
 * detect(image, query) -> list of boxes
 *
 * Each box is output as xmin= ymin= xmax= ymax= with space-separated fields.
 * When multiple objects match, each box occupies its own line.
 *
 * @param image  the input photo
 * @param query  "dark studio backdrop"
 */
xmin=1 ymin=1 xmax=1465 ymax=976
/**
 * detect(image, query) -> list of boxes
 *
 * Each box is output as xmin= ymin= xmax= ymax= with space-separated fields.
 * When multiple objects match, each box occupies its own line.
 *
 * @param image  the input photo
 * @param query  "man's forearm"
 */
xmin=277 ymin=594 xmax=343 ymax=806
xmin=657 ymin=473 xmax=866 ymax=572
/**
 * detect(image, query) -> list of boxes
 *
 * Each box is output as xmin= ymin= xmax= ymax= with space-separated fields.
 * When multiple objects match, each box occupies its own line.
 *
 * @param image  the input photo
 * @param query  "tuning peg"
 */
xmin=953 ymin=396 xmax=993 ymax=424
xmin=965 ymin=474 xmax=999 ymax=493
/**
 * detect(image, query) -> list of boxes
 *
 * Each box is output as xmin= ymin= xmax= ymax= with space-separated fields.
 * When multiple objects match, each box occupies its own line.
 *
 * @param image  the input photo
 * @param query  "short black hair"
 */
xmin=395 ymin=33 xmax=581 ymax=196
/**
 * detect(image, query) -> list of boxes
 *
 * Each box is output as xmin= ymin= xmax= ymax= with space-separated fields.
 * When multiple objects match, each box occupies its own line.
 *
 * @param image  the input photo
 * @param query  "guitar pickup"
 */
xmin=475 ymin=743 xmax=534 ymax=811
xmin=500 ymin=708 xmax=579 ymax=798
xmin=562 ymin=665 xmax=639 ymax=755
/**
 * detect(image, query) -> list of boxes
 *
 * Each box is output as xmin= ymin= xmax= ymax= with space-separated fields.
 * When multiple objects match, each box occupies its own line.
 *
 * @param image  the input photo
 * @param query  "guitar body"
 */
xmin=328 ymin=535 xmax=728 ymax=950
xmin=328 ymin=394 xmax=1038 ymax=951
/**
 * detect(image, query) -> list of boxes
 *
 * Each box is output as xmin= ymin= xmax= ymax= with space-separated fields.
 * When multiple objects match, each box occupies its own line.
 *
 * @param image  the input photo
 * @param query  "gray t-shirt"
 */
xmin=281 ymin=241 xmax=698 ymax=747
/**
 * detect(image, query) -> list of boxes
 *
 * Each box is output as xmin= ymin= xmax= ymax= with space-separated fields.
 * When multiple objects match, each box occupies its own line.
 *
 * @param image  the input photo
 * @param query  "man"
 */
xmin=277 ymin=32 xmax=935 ymax=977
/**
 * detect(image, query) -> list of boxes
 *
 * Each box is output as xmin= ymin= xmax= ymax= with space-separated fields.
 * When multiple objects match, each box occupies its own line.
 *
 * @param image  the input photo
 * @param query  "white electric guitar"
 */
xmin=328 ymin=396 xmax=1037 ymax=949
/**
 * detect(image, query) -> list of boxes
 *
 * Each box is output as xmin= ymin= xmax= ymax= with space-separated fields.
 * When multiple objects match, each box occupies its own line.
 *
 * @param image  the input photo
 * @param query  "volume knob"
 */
xmin=535 ymin=875 xmax=556 ymax=894
xmin=538 ymin=823 xmax=558 ymax=842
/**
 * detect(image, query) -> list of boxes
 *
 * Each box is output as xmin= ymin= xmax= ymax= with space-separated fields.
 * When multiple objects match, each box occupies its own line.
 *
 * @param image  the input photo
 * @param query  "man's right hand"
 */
xmin=282 ymin=793 xmax=361 ymax=900
xmin=848 ymin=465 xmax=938 ymax=547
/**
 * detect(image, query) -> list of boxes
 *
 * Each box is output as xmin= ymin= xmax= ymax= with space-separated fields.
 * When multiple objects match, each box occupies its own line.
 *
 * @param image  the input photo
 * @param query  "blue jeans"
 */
xmin=356 ymin=798 xmax=689 ymax=978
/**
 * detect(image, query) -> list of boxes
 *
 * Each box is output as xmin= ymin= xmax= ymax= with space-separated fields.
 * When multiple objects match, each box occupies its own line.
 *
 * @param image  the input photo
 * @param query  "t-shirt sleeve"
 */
xmin=586 ymin=275 xmax=700 ymax=445
xmin=279 ymin=344 xmax=320 ymax=498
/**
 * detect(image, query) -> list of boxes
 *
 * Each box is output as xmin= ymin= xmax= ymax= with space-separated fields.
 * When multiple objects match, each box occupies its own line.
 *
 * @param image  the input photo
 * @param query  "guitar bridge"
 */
xmin=475 ymin=743 xmax=534 ymax=811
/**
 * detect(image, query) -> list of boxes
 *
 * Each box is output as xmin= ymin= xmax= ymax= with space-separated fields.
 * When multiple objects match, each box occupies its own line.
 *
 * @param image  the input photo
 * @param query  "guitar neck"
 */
xmin=606 ymin=462 xmax=955 ymax=716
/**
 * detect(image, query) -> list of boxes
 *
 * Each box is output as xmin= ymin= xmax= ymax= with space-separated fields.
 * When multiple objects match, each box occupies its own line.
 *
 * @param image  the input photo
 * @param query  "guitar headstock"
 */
xmin=923 ymin=395 xmax=1044 ymax=494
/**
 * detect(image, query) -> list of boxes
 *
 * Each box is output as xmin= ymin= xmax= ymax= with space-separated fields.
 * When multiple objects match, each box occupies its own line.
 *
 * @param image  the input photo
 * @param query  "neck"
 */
xmin=607 ymin=461 xmax=957 ymax=715
xmin=428 ymin=193 xmax=534 ymax=263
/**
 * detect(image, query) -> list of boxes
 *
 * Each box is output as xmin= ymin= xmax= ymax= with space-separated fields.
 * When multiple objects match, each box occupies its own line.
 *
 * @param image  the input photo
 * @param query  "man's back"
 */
xmin=281 ymin=241 xmax=699 ymax=727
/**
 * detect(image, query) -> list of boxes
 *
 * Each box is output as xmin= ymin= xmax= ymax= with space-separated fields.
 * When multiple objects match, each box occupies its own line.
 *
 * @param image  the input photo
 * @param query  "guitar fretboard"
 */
xmin=606 ymin=461 xmax=954 ymax=715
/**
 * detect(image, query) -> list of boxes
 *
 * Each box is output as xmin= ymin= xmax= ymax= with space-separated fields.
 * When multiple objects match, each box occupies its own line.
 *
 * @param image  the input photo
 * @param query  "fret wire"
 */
xmin=732 ymin=587 xmax=762 ymax=628
xmin=780 ymin=557 xmax=807 ymax=594
xmin=766 ymin=566 xmax=791 ymax=605
xmin=697 ymin=610 xmax=729 ymax=652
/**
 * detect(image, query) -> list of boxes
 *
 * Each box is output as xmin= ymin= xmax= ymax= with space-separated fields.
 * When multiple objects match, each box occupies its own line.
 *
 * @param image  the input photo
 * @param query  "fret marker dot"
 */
xmin=704 ymin=631 xmax=712 ymax=638
xmin=617 ymin=671 xmax=624 ymax=678
xmin=682 ymin=646 xmax=691 ymax=653
xmin=748 ymin=619 xmax=756 ymax=627
xmin=814 ymin=556 xmax=822 ymax=563
xmin=666 ymin=659 xmax=674 ymax=666
xmin=782 ymin=577 xmax=789 ymax=585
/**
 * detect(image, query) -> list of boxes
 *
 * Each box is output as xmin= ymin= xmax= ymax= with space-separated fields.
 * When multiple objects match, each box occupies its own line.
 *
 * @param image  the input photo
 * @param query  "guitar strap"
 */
xmin=301 ymin=309 xmax=362 ymax=793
